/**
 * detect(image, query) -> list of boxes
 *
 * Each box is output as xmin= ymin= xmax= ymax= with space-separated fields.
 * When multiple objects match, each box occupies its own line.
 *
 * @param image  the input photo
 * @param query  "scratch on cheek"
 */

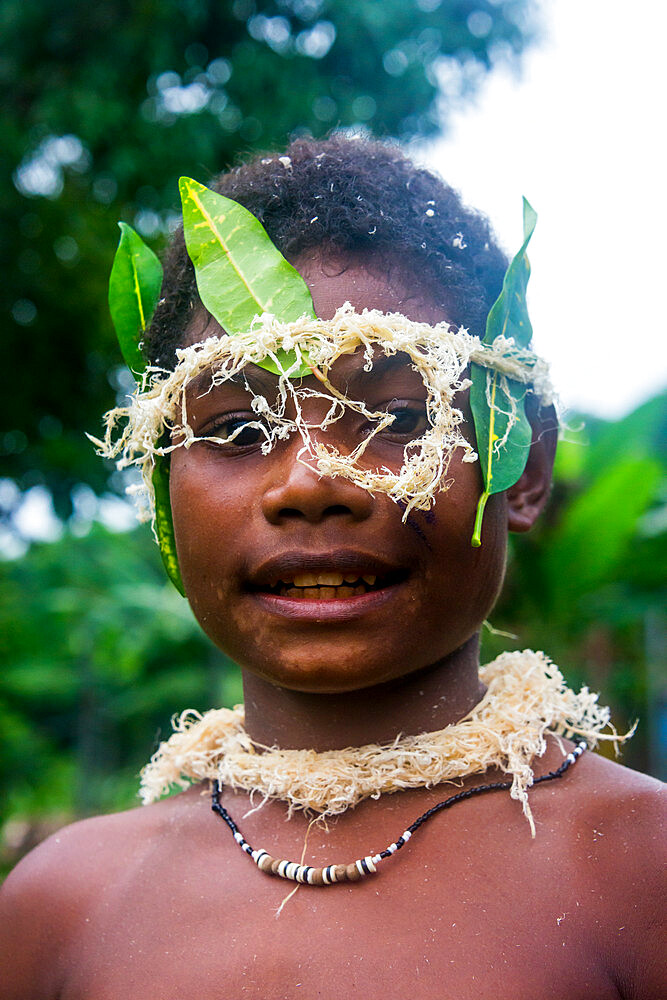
xmin=397 ymin=501 xmax=434 ymax=550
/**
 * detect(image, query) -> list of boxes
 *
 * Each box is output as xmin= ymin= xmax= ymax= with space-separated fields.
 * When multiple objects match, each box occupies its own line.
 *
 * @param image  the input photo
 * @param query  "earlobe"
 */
xmin=506 ymin=403 xmax=558 ymax=533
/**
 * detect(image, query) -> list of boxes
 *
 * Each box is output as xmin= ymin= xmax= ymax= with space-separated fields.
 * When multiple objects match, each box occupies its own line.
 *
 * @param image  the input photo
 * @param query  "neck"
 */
xmin=242 ymin=634 xmax=486 ymax=751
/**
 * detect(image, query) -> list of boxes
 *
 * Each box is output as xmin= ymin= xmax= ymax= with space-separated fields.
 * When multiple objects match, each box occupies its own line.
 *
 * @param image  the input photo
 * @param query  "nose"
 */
xmin=261 ymin=444 xmax=374 ymax=525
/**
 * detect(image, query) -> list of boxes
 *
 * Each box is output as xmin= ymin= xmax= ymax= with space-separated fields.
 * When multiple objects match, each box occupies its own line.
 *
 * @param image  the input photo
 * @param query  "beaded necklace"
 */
xmin=211 ymin=741 xmax=588 ymax=886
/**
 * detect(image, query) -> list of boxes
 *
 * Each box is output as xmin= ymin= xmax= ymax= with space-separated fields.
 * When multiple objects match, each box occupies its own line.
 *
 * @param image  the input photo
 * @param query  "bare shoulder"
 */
xmin=0 ymin=789 xmax=201 ymax=1000
xmin=569 ymin=749 xmax=665 ymax=845
xmin=562 ymin=750 xmax=665 ymax=999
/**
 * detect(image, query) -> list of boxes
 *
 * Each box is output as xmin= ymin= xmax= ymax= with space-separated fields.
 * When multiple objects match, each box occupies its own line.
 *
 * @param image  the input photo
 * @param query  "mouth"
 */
xmin=262 ymin=571 xmax=388 ymax=601
xmin=247 ymin=551 xmax=409 ymax=613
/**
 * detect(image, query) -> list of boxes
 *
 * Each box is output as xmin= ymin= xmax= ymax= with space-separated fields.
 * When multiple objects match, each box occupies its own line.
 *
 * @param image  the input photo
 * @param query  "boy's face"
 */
xmin=169 ymin=254 xmax=509 ymax=693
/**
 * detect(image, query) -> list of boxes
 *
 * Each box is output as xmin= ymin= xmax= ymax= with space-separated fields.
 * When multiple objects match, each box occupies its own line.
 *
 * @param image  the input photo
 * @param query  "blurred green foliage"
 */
xmin=483 ymin=391 xmax=667 ymax=777
xmin=1 ymin=0 xmax=533 ymax=519
xmin=0 ymin=520 xmax=242 ymax=873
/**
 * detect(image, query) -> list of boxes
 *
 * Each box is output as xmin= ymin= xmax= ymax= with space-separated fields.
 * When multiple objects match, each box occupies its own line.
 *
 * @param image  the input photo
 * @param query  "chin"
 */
xmin=245 ymin=649 xmax=409 ymax=695
xmin=247 ymin=640 xmax=453 ymax=695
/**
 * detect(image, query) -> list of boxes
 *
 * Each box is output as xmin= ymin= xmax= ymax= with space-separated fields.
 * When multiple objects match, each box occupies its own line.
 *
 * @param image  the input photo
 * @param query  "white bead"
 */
xmin=355 ymin=859 xmax=365 ymax=876
xmin=402 ymin=830 xmax=412 ymax=841
xmin=371 ymin=854 xmax=383 ymax=865
xmin=233 ymin=831 xmax=244 ymax=844
xmin=278 ymin=860 xmax=290 ymax=878
xmin=387 ymin=843 xmax=398 ymax=854
xmin=364 ymin=856 xmax=377 ymax=873
xmin=566 ymin=753 xmax=576 ymax=764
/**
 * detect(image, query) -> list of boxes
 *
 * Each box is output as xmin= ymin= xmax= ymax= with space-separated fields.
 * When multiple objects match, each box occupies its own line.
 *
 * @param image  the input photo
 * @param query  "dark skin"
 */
xmin=1 ymin=254 xmax=664 ymax=1000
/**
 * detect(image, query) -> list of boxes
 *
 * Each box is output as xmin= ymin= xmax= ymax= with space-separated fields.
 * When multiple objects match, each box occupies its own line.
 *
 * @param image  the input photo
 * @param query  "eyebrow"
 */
xmin=341 ymin=352 xmax=413 ymax=387
xmin=188 ymin=351 xmax=413 ymax=397
xmin=189 ymin=364 xmax=278 ymax=397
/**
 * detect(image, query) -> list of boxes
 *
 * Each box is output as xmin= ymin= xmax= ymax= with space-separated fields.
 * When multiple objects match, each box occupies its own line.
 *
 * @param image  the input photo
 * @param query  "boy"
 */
xmin=0 ymin=136 xmax=663 ymax=999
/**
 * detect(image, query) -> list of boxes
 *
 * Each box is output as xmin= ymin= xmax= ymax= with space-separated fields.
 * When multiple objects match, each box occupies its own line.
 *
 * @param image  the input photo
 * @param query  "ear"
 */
xmin=506 ymin=399 xmax=558 ymax=533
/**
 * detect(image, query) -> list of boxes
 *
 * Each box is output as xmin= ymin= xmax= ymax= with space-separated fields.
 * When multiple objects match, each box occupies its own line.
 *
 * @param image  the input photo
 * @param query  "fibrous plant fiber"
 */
xmin=140 ymin=650 xmax=623 ymax=835
xmin=91 ymin=306 xmax=554 ymax=527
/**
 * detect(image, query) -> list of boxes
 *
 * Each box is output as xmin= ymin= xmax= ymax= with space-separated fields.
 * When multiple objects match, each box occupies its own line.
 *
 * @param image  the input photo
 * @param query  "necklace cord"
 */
xmin=210 ymin=741 xmax=587 ymax=886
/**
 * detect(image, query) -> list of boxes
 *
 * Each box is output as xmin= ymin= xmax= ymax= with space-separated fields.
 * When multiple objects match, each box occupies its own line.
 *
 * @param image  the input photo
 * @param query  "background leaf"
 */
xmin=544 ymin=456 xmax=662 ymax=611
xmin=108 ymin=223 xmax=162 ymax=382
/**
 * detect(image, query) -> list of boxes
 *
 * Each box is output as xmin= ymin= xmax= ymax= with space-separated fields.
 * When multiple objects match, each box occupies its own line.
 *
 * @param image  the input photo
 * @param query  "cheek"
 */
xmin=168 ymin=450 xmax=241 ymax=611
xmin=421 ymin=465 xmax=508 ymax=615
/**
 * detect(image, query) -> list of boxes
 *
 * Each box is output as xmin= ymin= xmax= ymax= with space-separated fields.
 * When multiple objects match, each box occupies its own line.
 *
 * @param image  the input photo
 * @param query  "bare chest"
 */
xmin=59 ymin=836 xmax=620 ymax=1000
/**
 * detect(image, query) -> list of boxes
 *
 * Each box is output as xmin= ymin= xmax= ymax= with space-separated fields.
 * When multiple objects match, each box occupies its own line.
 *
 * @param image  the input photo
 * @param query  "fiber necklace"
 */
xmin=141 ymin=651 xmax=622 ymax=835
xmin=211 ymin=740 xmax=587 ymax=886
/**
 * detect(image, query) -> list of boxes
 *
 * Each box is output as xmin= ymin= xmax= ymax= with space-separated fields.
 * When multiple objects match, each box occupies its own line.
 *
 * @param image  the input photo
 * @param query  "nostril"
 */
xmin=278 ymin=506 xmax=305 ymax=520
xmin=277 ymin=503 xmax=354 ymax=521
xmin=323 ymin=504 xmax=354 ymax=518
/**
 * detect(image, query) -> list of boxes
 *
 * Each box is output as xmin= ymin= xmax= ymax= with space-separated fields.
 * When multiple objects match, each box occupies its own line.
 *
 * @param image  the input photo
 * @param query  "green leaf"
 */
xmin=152 ymin=456 xmax=185 ymax=596
xmin=470 ymin=198 xmax=538 ymax=545
xmin=546 ymin=457 xmax=662 ymax=611
xmin=470 ymin=372 xmax=532 ymax=545
xmin=108 ymin=223 xmax=163 ymax=383
xmin=484 ymin=197 xmax=537 ymax=348
xmin=179 ymin=177 xmax=316 ymax=375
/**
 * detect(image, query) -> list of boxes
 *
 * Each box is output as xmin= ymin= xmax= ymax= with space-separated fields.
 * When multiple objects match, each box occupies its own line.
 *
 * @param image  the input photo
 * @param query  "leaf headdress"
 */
xmin=106 ymin=179 xmax=547 ymax=593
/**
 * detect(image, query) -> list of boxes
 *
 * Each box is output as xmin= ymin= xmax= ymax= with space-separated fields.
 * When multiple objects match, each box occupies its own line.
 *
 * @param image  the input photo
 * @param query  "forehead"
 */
xmin=184 ymin=251 xmax=451 ymax=348
xmin=185 ymin=342 xmax=430 ymax=409
xmin=294 ymin=252 xmax=450 ymax=325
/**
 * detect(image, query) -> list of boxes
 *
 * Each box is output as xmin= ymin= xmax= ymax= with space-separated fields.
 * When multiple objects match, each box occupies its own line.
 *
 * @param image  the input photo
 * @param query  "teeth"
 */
xmin=290 ymin=572 xmax=345 ymax=587
xmin=279 ymin=584 xmax=369 ymax=600
xmin=270 ymin=571 xmax=382 ymax=595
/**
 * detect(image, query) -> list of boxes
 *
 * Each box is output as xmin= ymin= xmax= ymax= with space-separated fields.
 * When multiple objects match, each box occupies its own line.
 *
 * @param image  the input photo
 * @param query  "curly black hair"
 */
xmin=144 ymin=134 xmax=508 ymax=367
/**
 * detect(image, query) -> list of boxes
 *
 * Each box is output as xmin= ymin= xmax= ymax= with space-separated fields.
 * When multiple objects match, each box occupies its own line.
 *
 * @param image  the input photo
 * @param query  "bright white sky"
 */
xmin=420 ymin=0 xmax=666 ymax=419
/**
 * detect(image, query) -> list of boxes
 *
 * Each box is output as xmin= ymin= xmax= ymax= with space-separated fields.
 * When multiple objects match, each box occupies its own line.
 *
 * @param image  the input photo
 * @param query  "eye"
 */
xmin=380 ymin=401 xmax=428 ymax=440
xmin=206 ymin=415 xmax=265 ymax=448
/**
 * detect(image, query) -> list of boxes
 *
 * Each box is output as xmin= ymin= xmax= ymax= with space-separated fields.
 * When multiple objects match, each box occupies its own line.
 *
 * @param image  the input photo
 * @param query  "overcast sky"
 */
xmin=419 ymin=0 xmax=666 ymax=419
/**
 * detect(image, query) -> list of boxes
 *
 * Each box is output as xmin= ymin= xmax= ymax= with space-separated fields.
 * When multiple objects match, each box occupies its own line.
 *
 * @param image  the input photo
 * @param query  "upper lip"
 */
xmin=247 ymin=549 xmax=408 ymax=589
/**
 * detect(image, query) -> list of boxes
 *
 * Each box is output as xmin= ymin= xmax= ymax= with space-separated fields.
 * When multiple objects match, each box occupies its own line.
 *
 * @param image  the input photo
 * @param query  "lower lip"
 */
xmin=251 ymin=583 xmax=404 ymax=622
